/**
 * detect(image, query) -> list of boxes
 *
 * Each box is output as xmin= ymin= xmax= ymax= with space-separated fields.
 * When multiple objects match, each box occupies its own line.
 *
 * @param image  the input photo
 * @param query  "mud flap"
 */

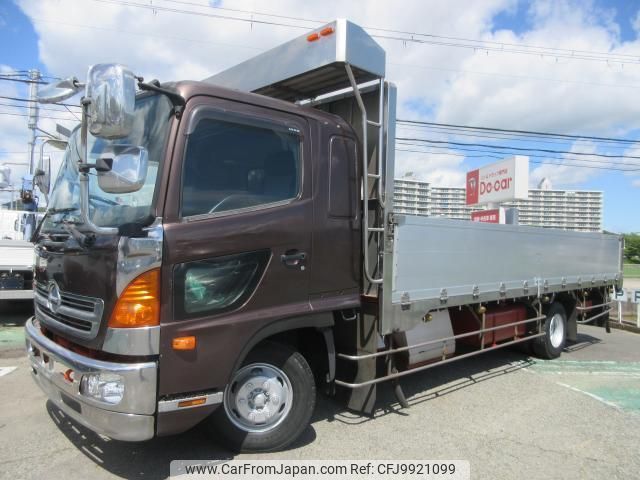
xmin=566 ymin=304 xmax=578 ymax=343
xmin=334 ymin=312 xmax=378 ymax=415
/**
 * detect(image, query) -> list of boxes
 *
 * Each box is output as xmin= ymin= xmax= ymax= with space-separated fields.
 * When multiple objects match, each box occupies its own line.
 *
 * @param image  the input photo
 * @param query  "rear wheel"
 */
xmin=533 ymin=303 xmax=567 ymax=359
xmin=207 ymin=342 xmax=315 ymax=452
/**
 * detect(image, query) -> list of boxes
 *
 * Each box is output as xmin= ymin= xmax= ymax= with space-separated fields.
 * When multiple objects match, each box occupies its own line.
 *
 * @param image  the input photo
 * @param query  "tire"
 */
xmin=207 ymin=342 xmax=316 ymax=452
xmin=533 ymin=303 xmax=567 ymax=359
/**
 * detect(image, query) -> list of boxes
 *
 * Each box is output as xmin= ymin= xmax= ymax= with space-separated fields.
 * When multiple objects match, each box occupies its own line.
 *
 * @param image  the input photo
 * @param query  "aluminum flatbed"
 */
xmin=385 ymin=215 xmax=622 ymax=332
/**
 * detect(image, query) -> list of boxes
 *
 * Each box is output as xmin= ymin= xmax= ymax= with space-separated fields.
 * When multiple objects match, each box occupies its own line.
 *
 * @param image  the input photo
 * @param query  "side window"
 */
xmin=181 ymin=117 xmax=301 ymax=217
xmin=328 ymin=135 xmax=357 ymax=218
xmin=174 ymin=250 xmax=270 ymax=319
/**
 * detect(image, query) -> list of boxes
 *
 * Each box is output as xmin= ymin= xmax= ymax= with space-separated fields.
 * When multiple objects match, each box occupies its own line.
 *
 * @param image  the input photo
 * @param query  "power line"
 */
xmin=154 ymin=0 xmax=320 ymax=26
xmin=92 ymin=0 xmax=307 ymax=30
xmin=388 ymin=61 xmax=640 ymax=90
xmin=0 ymin=95 xmax=81 ymax=109
xmin=396 ymin=124 xmax=633 ymax=149
xmin=396 ymin=141 xmax=640 ymax=168
xmin=397 ymin=119 xmax=640 ymax=145
xmin=395 ymin=148 xmax=640 ymax=172
xmin=30 ymin=17 xmax=262 ymax=53
xmin=152 ymin=0 xmax=640 ymax=63
xmin=0 ymin=111 xmax=78 ymax=122
xmin=0 ymin=76 xmax=47 ymax=85
xmin=93 ymin=0 xmax=640 ymax=65
xmin=397 ymin=137 xmax=640 ymax=160
xmin=0 ymin=101 xmax=81 ymax=114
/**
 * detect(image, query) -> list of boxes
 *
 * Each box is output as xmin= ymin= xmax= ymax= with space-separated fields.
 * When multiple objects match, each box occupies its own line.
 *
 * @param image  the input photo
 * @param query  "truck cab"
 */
xmin=27 ymin=69 xmax=364 ymax=450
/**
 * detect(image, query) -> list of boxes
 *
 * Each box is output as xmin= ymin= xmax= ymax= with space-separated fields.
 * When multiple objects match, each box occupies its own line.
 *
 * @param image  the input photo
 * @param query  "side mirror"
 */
xmin=36 ymin=139 xmax=68 ymax=197
xmin=0 ymin=165 xmax=10 ymax=189
xmin=86 ymin=64 xmax=137 ymax=139
xmin=37 ymin=77 xmax=83 ymax=104
xmin=33 ymin=165 xmax=50 ymax=196
xmin=97 ymin=145 xmax=148 ymax=194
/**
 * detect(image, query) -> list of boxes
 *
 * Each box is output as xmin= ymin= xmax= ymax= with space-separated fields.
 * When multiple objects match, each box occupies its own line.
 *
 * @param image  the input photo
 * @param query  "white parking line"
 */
xmin=0 ymin=367 xmax=17 ymax=377
xmin=555 ymin=381 xmax=623 ymax=411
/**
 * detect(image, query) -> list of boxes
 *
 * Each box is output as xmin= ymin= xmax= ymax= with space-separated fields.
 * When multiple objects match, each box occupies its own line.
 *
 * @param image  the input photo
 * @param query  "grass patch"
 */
xmin=624 ymin=263 xmax=640 ymax=278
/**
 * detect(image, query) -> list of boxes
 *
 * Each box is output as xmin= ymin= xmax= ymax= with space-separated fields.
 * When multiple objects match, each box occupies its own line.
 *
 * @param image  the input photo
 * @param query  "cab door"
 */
xmin=158 ymin=97 xmax=313 ymax=397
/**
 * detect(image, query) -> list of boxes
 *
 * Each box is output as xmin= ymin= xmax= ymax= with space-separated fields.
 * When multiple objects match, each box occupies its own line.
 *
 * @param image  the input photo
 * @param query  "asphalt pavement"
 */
xmin=0 ymin=320 xmax=639 ymax=480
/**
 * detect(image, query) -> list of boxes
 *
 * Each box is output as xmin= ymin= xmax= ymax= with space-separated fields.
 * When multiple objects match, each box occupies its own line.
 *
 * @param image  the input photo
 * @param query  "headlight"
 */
xmin=80 ymin=372 xmax=125 ymax=404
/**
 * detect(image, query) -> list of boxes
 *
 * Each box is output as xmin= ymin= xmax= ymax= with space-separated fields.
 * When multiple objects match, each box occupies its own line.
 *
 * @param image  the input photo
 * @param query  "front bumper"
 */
xmin=25 ymin=317 xmax=157 ymax=441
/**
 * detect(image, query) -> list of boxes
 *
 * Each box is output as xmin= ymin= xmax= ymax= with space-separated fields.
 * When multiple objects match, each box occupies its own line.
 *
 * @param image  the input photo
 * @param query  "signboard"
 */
xmin=614 ymin=289 xmax=640 ymax=304
xmin=466 ymin=156 xmax=529 ymax=206
xmin=471 ymin=208 xmax=505 ymax=224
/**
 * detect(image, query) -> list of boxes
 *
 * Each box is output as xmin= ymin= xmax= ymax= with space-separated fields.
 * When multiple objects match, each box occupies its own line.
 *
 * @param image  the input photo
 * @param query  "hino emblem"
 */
xmin=47 ymin=283 xmax=62 ymax=313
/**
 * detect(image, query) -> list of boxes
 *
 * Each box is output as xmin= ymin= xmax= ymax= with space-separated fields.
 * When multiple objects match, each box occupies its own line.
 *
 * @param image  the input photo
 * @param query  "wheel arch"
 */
xmin=232 ymin=311 xmax=336 ymax=384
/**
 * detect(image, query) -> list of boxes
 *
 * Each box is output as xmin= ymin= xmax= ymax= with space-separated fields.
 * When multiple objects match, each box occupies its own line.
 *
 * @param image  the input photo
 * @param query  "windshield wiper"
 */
xmin=62 ymin=221 xmax=94 ymax=248
xmin=46 ymin=208 xmax=94 ymax=247
xmin=49 ymin=207 xmax=79 ymax=214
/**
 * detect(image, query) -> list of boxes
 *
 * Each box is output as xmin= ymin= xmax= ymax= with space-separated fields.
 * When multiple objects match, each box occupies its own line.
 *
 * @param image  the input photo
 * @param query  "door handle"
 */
xmin=281 ymin=250 xmax=307 ymax=269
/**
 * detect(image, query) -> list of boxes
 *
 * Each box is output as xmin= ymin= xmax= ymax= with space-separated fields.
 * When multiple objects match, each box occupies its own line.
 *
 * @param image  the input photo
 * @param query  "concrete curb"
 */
xmin=609 ymin=321 xmax=640 ymax=335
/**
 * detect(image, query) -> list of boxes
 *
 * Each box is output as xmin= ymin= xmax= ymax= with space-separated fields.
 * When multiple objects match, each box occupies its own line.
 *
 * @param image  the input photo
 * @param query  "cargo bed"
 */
xmin=382 ymin=215 xmax=623 ymax=333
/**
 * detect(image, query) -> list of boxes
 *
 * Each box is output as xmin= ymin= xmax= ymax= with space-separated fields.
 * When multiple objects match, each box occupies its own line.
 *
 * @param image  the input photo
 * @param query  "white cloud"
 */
xmin=395 ymin=148 xmax=467 ymax=187
xmin=631 ymin=11 xmax=640 ymax=33
xmin=3 ymin=0 xmax=639 ymax=208
xmin=436 ymin=1 xmax=640 ymax=134
xmin=529 ymin=139 xmax=602 ymax=187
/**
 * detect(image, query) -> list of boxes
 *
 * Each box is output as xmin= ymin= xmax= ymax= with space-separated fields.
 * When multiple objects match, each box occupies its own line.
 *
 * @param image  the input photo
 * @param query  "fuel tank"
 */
xmin=451 ymin=304 xmax=527 ymax=348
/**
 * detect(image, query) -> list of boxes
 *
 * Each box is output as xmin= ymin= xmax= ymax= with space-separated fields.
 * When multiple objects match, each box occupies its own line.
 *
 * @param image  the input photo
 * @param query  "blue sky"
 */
xmin=1 ymin=0 xmax=639 ymax=232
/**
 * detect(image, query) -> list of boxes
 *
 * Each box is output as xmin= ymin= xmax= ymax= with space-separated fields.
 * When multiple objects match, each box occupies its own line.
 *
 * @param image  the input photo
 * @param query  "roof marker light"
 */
xmin=320 ymin=27 xmax=334 ymax=36
xmin=307 ymin=33 xmax=320 ymax=42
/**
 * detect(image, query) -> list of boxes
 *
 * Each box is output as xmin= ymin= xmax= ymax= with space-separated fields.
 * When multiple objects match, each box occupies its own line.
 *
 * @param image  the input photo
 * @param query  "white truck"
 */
xmin=0 ymin=209 xmax=38 ymax=300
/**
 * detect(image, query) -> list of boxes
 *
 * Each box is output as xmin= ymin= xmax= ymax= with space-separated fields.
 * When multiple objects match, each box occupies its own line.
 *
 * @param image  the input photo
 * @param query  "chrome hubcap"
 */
xmin=224 ymin=363 xmax=292 ymax=433
xmin=549 ymin=313 xmax=565 ymax=348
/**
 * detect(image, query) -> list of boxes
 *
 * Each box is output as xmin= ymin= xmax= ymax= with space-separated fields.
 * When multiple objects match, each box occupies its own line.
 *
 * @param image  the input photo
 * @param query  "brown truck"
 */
xmin=26 ymin=20 xmax=623 ymax=452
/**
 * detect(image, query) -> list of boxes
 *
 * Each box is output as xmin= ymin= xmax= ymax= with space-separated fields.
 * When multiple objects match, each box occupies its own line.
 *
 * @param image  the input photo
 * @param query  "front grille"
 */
xmin=34 ymin=282 xmax=104 ymax=340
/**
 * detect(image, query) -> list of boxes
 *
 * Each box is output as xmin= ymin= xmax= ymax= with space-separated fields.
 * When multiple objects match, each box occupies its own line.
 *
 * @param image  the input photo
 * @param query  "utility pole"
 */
xmin=27 ymin=69 xmax=41 ymax=175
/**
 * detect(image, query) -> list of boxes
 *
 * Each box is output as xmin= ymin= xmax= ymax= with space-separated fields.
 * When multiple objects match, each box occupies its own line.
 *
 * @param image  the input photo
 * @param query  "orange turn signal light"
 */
xmin=108 ymin=269 xmax=160 ymax=328
xmin=320 ymin=26 xmax=334 ymax=36
xmin=178 ymin=397 xmax=206 ymax=408
xmin=63 ymin=369 xmax=74 ymax=383
xmin=307 ymin=32 xmax=320 ymax=42
xmin=172 ymin=336 xmax=196 ymax=351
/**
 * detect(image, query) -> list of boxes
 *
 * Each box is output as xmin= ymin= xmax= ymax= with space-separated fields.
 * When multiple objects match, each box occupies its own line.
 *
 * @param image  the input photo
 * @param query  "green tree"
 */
xmin=625 ymin=233 xmax=640 ymax=263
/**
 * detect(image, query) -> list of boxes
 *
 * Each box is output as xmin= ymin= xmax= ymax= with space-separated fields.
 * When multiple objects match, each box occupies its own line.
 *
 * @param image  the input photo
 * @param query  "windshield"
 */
xmin=41 ymin=94 xmax=172 ymax=232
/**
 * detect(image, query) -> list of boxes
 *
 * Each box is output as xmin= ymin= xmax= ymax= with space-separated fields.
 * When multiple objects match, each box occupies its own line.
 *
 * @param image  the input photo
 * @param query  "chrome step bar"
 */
xmin=335 ymin=332 xmax=546 ymax=389
xmin=335 ymin=313 xmax=546 ymax=389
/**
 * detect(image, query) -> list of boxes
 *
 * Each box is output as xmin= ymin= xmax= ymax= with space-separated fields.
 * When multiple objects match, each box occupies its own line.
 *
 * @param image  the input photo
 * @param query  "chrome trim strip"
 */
xmin=25 ymin=317 xmax=157 ymax=415
xmin=182 ymin=198 xmax=297 ymax=222
xmin=116 ymin=218 xmax=163 ymax=296
xmin=158 ymin=392 xmax=223 ymax=413
xmin=34 ymin=303 xmax=97 ymax=340
xmin=34 ymin=286 xmax=104 ymax=340
xmin=102 ymin=326 xmax=160 ymax=356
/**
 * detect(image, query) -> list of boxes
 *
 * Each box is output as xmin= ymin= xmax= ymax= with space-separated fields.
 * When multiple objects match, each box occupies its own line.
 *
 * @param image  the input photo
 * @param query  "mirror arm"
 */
xmin=137 ymin=79 xmax=186 ymax=117
xmin=78 ymin=157 xmax=113 ymax=173
xmin=78 ymin=97 xmax=118 ymax=236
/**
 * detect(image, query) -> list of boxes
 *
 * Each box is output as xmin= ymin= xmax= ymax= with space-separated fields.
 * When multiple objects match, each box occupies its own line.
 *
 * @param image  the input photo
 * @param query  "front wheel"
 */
xmin=533 ymin=303 xmax=567 ymax=359
xmin=207 ymin=342 xmax=316 ymax=452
